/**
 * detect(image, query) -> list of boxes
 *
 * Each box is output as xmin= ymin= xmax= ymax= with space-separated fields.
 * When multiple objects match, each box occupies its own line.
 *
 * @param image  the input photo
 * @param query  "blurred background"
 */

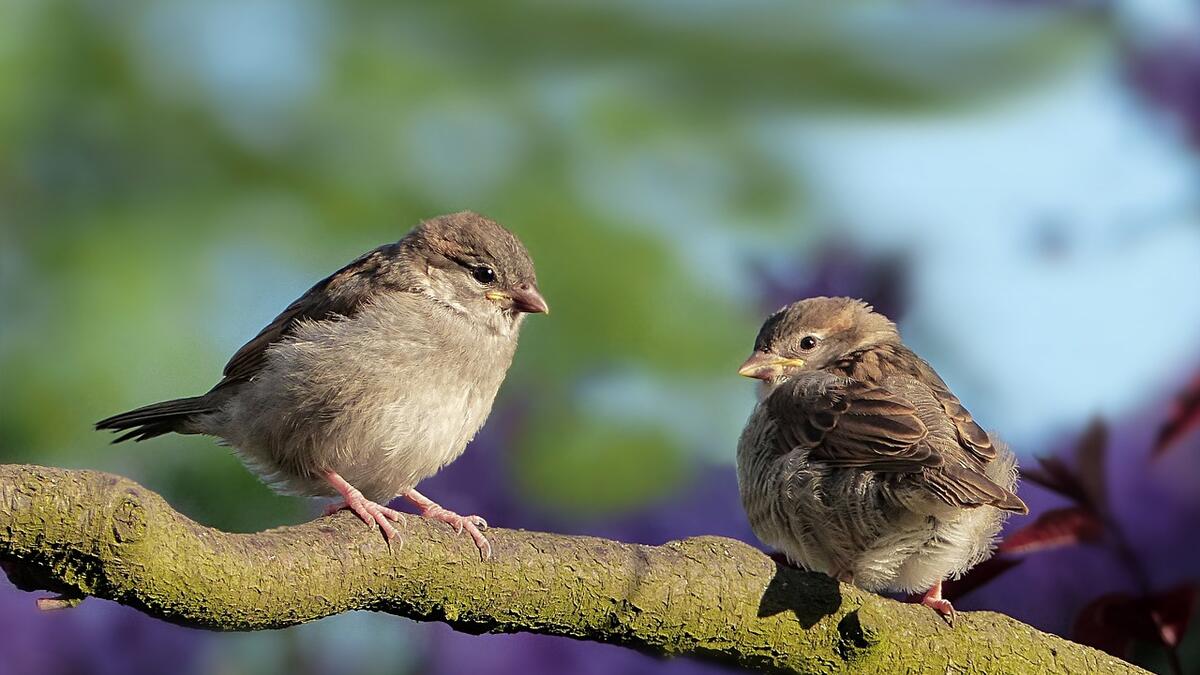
xmin=3 ymin=0 xmax=1200 ymax=673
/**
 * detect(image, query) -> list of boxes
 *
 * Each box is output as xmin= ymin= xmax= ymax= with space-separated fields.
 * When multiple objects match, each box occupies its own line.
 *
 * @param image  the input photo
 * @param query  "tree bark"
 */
xmin=0 ymin=464 xmax=1142 ymax=674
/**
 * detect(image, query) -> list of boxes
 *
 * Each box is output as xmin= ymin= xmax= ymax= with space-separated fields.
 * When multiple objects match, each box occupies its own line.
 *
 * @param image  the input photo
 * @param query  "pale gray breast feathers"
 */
xmin=209 ymin=291 xmax=517 ymax=501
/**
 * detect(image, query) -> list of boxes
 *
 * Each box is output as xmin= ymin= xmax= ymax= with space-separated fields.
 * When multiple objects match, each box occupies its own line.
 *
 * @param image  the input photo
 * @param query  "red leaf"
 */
xmin=1075 ymin=418 xmax=1108 ymax=512
xmin=999 ymin=507 xmax=1105 ymax=554
xmin=1073 ymin=593 xmax=1147 ymax=658
xmin=1155 ymin=372 xmax=1200 ymax=458
xmin=1149 ymin=584 xmax=1197 ymax=648
xmin=1022 ymin=455 xmax=1090 ymax=505
xmin=1023 ymin=421 xmax=1108 ymax=510
xmin=942 ymin=556 xmax=1023 ymax=603
xmin=1072 ymin=586 xmax=1197 ymax=658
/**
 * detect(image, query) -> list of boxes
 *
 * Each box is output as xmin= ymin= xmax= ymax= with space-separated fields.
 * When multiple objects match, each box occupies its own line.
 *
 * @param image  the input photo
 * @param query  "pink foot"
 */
xmin=404 ymin=488 xmax=492 ymax=560
xmin=323 ymin=471 xmax=405 ymax=544
xmin=920 ymin=580 xmax=956 ymax=626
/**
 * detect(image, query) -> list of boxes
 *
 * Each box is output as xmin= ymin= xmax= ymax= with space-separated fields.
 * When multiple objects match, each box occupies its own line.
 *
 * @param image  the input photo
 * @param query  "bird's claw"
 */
xmin=322 ymin=471 xmax=409 ymax=546
xmin=421 ymin=506 xmax=492 ymax=560
xmin=920 ymin=581 xmax=956 ymax=626
xmin=327 ymin=496 xmax=407 ymax=545
xmin=922 ymin=597 xmax=956 ymax=626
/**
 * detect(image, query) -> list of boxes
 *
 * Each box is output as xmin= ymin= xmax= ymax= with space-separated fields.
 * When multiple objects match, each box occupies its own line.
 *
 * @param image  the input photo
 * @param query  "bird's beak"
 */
xmin=738 ymin=353 xmax=805 ymax=381
xmin=487 ymin=287 xmax=550 ymax=315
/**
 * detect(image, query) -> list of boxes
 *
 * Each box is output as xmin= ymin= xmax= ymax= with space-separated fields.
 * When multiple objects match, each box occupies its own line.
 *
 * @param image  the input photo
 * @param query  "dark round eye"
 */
xmin=799 ymin=336 xmax=818 ymax=351
xmin=471 ymin=266 xmax=496 ymax=285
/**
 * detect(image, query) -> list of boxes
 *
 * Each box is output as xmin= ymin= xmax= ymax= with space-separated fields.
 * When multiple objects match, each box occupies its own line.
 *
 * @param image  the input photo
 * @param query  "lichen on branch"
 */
xmin=0 ymin=464 xmax=1143 ymax=674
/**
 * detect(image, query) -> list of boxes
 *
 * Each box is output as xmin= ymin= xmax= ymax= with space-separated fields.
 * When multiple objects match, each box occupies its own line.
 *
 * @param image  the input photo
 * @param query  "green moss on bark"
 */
xmin=0 ymin=464 xmax=1144 ymax=674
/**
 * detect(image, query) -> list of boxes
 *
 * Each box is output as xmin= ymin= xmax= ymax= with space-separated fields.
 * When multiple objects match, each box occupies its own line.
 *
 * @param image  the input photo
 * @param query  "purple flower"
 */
xmin=420 ymin=460 xmax=757 ymax=675
xmin=0 ymin=579 xmax=209 ymax=675
xmin=959 ymin=403 xmax=1200 ymax=642
xmin=753 ymin=240 xmax=909 ymax=321
xmin=1128 ymin=40 xmax=1200 ymax=149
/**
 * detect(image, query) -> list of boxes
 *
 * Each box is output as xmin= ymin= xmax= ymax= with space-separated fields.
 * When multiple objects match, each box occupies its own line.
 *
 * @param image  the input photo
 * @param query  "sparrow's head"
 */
xmin=738 ymin=297 xmax=898 ymax=385
xmin=405 ymin=211 xmax=548 ymax=331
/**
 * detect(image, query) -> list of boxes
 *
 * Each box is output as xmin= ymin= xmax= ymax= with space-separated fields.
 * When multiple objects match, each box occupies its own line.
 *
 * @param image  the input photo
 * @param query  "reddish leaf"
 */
xmin=1023 ymin=421 xmax=1108 ymax=510
xmin=1149 ymin=584 xmax=1197 ymax=648
xmin=1155 ymin=372 xmax=1200 ymax=458
xmin=942 ymin=556 xmax=1023 ymax=603
xmin=1072 ymin=586 xmax=1197 ymax=658
xmin=1022 ymin=455 xmax=1090 ymax=506
xmin=999 ymin=507 xmax=1105 ymax=554
xmin=1073 ymin=593 xmax=1147 ymax=658
xmin=1075 ymin=418 xmax=1108 ymax=512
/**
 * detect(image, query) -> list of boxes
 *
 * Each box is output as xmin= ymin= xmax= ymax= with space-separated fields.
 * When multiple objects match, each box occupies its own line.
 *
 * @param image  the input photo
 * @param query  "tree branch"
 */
xmin=0 ymin=464 xmax=1142 ymax=674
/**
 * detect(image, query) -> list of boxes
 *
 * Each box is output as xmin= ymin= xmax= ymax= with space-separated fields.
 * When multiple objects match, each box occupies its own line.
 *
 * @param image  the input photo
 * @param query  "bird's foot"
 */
xmin=403 ymin=488 xmax=492 ymax=560
xmin=920 ymin=581 xmax=956 ymax=626
xmin=322 ymin=471 xmax=406 ymax=545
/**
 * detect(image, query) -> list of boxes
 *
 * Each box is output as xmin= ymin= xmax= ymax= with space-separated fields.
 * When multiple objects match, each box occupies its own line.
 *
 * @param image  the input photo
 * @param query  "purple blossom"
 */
xmin=1128 ymin=40 xmax=1200 ymax=149
xmin=753 ymin=240 xmax=909 ymax=321
xmin=0 ymin=580 xmax=210 ymax=675
xmin=416 ymin=403 xmax=758 ymax=675
xmin=958 ymin=401 xmax=1200 ymax=642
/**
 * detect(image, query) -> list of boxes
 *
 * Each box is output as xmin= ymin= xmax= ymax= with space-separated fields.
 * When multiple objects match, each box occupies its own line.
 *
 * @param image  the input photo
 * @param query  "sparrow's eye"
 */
xmin=799 ymin=336 xmax=818 ymax=351
xmin=471 ymin=266 xmax=496 ymax=285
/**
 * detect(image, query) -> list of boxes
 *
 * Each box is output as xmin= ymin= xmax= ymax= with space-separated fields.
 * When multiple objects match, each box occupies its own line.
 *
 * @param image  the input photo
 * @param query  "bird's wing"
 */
xmin=768 ymin=374 xmax=938 ymax=472
xmin=898 ymin=348 xmax=996 ymax=463
xmin=933 ymin=385 xmax=997 ymax=463
xmin=770 ymin=373 xmax=1026 ymax=512
xmin=215 ymin=243 xmax=407 ymax=389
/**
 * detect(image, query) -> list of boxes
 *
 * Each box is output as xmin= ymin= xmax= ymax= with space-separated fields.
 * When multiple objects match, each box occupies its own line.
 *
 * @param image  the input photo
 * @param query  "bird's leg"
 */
xmin=920 ymin=580 xmax=956 ymax=626
xmin=402 ymin=488 xmax=492 ymax=560
xmin=322 ymin=471 xmax=405 ymax=544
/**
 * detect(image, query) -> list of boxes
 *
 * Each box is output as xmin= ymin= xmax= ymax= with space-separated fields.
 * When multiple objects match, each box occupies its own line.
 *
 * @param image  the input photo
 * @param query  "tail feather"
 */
xmin=984 ymin=437 xmax=1030 ymax=514
xmin=96 ymin=396 xmax=213 ymax=443
xmin=991 ymin=487 xmax=1029 ymax=515
xmin=928 ymin=463 xmax=1030 ymax=515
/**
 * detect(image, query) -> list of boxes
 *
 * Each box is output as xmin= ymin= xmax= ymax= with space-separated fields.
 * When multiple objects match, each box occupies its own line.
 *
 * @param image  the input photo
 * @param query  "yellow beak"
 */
xmin=486 ymin=287 xmax=550 ymax=315
xmin=737 ymin=353 xmax=805 ymax=380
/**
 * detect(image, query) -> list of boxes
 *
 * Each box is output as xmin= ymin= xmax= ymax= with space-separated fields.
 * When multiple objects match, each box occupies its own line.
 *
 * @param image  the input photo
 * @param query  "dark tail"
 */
xmin=96 ymin=396 xmax=213 ymax=443
xmin=990 ymin=487 xmax=1029 ymax=515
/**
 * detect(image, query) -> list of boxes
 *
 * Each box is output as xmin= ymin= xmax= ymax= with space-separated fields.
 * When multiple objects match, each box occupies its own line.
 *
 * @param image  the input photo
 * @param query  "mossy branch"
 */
xmin=0 ymin=464 xmax=1142 ymax=674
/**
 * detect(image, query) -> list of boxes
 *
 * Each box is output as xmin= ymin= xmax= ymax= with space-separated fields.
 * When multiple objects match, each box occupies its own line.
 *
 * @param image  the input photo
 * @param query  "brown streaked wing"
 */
xmin=768 ymin=372 xmax=1027 ymax=513
xmin=768 ymin=376 xmax=938 ymax=472
xmin=929 ymin=379 xmax=996 ymax=463
xmin=214 ymin=243 xmax=406 ymax=389
xmin=895 ymin=348 xmax=997 ymax=464
xmin=925 ymin=463 xmax=1029 ymax=514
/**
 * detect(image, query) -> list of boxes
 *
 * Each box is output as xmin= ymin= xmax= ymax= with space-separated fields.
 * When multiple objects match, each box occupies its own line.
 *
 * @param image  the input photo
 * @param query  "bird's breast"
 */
xmin=223 ymin=297 xmax=519 ymax=500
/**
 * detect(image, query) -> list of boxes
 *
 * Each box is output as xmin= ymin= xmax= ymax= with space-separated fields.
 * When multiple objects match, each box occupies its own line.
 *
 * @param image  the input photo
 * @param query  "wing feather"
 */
xmin=768 ymin=372 xmax=1025 ymax=512
xmin=215 ymin=243 xmax=407 ymax=389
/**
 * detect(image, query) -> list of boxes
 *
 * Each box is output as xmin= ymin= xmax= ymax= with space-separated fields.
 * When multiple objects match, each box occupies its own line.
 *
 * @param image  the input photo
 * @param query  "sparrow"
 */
xmin=736 ymin=297 xmax=1027 ymax=622
xmin=97 ymin=211 xmax=548 ymax=559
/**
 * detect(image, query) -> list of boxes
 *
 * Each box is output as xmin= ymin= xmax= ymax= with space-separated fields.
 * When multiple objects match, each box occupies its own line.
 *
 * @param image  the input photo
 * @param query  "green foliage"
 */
xmin=0 ymin=0 xmax=1100 ymax=548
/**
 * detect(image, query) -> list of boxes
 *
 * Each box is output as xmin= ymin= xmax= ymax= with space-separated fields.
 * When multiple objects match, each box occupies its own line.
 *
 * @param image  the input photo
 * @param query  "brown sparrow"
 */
xmin=736 ymin=297 xmax=1026 ymax=622
xmin=98 ymin=211 xmax=548 ymax=559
